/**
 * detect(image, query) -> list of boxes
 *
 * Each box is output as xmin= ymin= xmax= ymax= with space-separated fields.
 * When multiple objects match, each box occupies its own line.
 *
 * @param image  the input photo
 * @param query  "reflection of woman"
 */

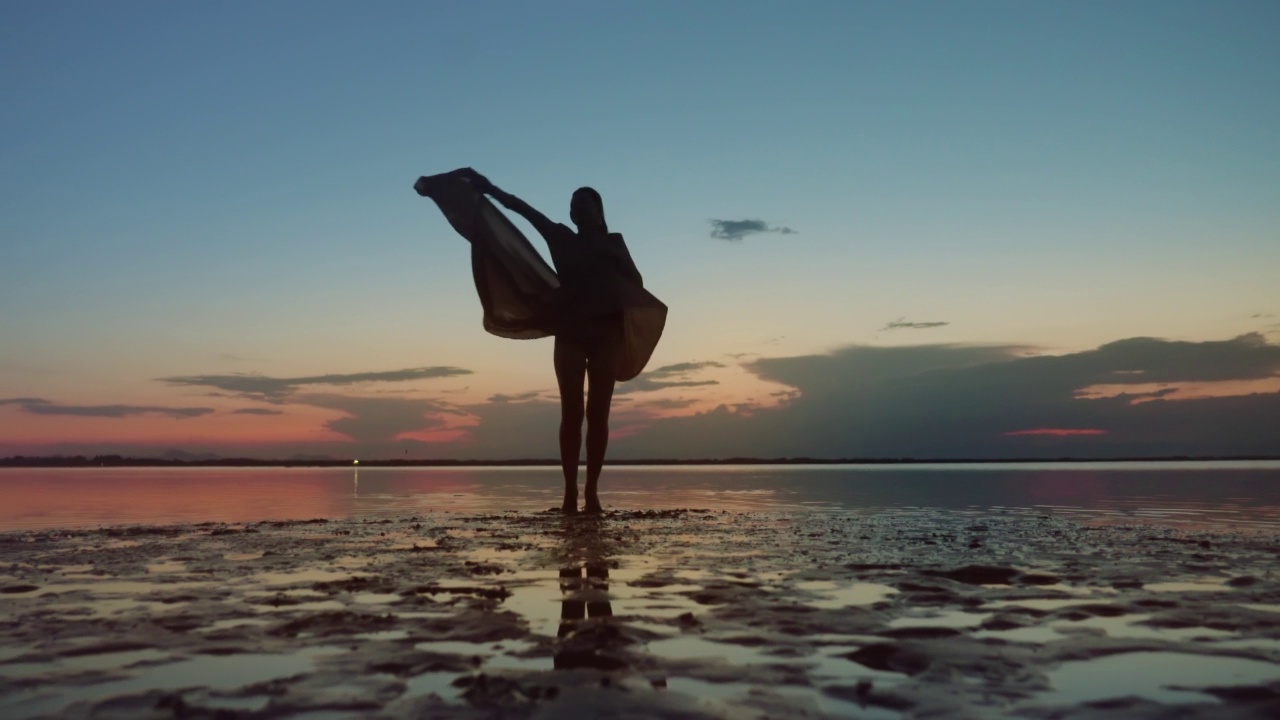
xmin=414 ymin=169 xmax=665 ymax=515
xmin=553 ymin=517 xmax=619 ymax=670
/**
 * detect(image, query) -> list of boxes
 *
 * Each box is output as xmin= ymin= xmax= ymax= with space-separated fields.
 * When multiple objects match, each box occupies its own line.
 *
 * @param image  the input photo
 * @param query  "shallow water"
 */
xmin=1040 ymin=651 xmax=1280 ymax=705
xmin=2 ymin=461 xmax=1279 ymax=531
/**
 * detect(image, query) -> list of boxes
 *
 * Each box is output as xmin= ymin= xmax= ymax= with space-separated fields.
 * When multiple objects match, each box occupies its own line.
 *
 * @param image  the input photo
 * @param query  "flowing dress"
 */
xmin=415 ymin=171 xmax=666 ymax=381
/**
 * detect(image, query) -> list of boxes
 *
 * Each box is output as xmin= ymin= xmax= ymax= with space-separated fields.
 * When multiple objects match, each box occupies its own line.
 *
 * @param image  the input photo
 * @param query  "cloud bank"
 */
xmin=605 ymin=333 xmax=1280 ymax=459
xmin=7 ymin=335 xmax=1277 ymax=461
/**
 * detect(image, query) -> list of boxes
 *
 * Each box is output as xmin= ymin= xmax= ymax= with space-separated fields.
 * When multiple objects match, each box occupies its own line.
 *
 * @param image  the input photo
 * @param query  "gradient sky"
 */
xmin=3 ymin=1 xmax=1278 ymax=459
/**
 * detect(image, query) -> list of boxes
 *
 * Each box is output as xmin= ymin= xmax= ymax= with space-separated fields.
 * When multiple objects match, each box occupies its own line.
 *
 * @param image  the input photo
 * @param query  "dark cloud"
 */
xmin=230 ymin=408 xmax=284 ymax=416
xmin=455 ymin=398 xmax=562 ymax=459
xmin=617 ymin=361 xmax=725 ymax=394
xmin=159 ymin=366 xmax=472 ymax=403
xmin=882 ymin=318 xmax=950 ymax=331
xmin=297 ymin=394 xmax=457 ymax=445
xmin=0 ymin=397 xmax=214 ymax=419
xmin=607 ymin=333 xmax=1280 ymax=459
xmin=709 ymin=219 xmax=797 ymax=242
xmin=1066 ymin=333 xmax=1280 ymax=384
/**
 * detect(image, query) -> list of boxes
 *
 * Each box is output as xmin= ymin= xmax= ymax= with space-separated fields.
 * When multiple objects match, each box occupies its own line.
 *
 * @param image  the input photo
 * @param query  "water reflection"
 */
xmin=2 ymin=462 xmax=1279 ymax=531
xmin=552 ymin=517 xmax=620 ymax=670
xmin=557 ymin=564 xmax=613 ymax=639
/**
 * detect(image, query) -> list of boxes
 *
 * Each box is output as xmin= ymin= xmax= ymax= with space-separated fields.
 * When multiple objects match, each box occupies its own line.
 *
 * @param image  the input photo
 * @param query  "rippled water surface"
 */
xmin=2 ymin=461 xmax=1278 ymax=531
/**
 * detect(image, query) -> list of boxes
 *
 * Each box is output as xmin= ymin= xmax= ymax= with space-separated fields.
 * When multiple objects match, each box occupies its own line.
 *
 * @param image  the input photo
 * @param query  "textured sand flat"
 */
xmin=1 ymin=509 xmax=1278 ymax=719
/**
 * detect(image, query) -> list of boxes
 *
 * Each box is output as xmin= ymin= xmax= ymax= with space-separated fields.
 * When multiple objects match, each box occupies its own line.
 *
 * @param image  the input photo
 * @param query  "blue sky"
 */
xmin=2 ymin=1 xmax=1277 ymax=458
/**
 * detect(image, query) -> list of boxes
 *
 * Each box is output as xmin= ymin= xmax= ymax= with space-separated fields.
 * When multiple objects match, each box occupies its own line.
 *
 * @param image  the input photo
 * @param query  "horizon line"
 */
xmin=2 ymin=454 xmax=1278 ymax=468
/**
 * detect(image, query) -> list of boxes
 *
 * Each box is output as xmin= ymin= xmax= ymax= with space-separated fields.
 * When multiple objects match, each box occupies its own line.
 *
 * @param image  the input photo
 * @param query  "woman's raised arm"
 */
xmin=457 ymin=169 xmax=560 ymax=242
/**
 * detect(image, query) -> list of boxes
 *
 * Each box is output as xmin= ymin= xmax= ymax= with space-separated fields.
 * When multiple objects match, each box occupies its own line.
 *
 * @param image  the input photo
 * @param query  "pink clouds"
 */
xmin=1004 ymin=428 xmax=1108 ymax=437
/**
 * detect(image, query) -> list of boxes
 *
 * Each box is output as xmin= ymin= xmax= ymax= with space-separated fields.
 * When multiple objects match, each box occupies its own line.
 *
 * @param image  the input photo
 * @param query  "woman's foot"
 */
xmin=562 ymin=489 xmax=579 ymax=515
xmin=583 ymin=494 xmax=603 ymax=514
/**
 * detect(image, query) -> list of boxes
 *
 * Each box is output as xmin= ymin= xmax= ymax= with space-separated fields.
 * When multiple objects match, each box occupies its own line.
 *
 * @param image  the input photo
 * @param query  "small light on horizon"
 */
xmin=353 ymin=459 xmax=359 ymax=465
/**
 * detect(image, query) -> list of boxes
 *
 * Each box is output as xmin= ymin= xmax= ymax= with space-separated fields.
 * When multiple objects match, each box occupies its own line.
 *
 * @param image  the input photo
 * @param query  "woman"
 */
xmin=415 ymin=169 xmax=663 ymax=514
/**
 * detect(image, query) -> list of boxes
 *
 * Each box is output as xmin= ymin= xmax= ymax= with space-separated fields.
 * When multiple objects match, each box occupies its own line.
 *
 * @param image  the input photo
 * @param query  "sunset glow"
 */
xmin=2 ymin=3 xmax=1277 ymax=460
xmin=1004 ymin=429 xmax=1109 ymax=438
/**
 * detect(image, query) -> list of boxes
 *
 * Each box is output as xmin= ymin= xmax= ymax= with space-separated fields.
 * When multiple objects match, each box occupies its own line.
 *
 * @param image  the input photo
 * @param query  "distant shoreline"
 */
xmin=2 ymin=455 xmax=1278 ymax=468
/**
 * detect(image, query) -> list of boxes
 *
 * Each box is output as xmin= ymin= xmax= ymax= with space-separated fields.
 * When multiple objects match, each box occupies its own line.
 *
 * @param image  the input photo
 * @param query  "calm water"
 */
xmin=1 ymin=461 xmax=1279 ymax=531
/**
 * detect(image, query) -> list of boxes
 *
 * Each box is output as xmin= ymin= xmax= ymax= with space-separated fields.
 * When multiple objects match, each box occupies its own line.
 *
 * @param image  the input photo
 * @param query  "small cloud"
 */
xmin=649 ymin=361 xmax=726 ymax=375
xmin=882 ymin=317 xmax=950 ymax=331
xmin=488 ymin=391 xmax=543 ymax=404
xmin=230 ymin=407 xmax=284 ymax=415
xmin=709 ymin=219 xmax=797 ymax=242
xmin=0 ymin=397 xmax=214 ymax=419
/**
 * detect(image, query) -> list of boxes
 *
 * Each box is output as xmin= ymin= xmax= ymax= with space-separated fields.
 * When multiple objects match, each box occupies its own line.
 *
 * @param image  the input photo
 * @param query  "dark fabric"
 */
xmin=417 ymin=171 xmax=667 ymax=381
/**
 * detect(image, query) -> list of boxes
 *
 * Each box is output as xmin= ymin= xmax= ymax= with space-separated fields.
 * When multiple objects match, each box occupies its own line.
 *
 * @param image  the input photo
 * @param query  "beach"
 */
xmin=2 ymin=497 xmax=1279 ymax=719
xmin=7 ymin=1 xmax=1279 ymax=716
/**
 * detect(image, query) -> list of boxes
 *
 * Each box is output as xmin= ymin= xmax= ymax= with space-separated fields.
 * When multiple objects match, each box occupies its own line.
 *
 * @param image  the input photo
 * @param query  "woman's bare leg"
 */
xmin=583 ymin=327 xmax=620 ymax=513
xmin=554 ymin=336 xmax=587 ymax=513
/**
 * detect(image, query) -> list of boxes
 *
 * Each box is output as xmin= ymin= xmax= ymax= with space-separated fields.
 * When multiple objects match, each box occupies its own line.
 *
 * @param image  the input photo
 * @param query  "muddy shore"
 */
xmin=2 ymin=509 xmax=1278 ymax=719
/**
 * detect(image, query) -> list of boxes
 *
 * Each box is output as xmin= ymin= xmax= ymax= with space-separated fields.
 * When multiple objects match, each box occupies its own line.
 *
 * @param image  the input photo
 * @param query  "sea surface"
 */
xmin=2 ymin=461 xmax=1279 ymax=532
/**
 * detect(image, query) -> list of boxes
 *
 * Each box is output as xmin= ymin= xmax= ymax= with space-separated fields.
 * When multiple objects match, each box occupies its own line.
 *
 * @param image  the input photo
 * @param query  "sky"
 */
xmin=2 ymin=0 xmax=1278 ymax=460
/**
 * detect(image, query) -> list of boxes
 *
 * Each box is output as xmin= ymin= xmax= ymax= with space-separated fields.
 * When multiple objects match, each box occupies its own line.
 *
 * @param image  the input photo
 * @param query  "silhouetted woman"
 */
xmin=416 ymin=169 xmax=662 ymax=514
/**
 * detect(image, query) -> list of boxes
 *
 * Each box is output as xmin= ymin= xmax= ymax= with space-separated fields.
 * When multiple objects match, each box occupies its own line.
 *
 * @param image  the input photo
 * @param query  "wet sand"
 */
xmin=1 ymin=508 xmax=1278 ymax=719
